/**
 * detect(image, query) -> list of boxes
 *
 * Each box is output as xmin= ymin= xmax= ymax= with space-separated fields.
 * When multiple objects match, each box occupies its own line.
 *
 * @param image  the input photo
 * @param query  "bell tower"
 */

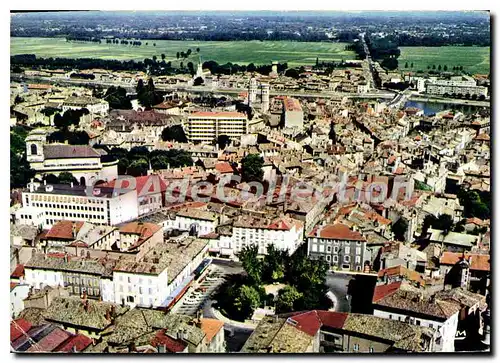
xmin=26 ymin=128 xmax=47 ymax=164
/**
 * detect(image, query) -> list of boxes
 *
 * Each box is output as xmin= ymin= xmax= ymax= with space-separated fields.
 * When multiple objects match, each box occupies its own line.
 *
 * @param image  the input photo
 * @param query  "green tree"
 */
xmin=276 ymin=286 xmax=303 ymax=313
xmin=10 ymin=132 xmax=26 ymax=155
xmin=285 ymin=68 xmax=300 ymax=79
xmin=232 ymin=285 xmax=262 ymax=320
xmin=161 ymin=53 xmax=165 ymax=60
xmin=161 ymin=125 xmax=188 ymax=143
xmin=438 ymin=65 xmax=442 ymax=71
xmin=127 ymin=158 xmax=149 ymax=177
xmin=238 ymin=245 xmax=262 ymax=286
xmin=246 ymin=63 xmax=256 ymax=73
xmin=410 ymin=62 xmax=414 ymax=68
xmin=443 ymin=65 xmax=448 ymax=71
xmin=176 ymin=52 xmax=180 ymax=59
xmin=103 ymin=86 xmax=132 ymax=110
xmin=262 ymin=244 xmax=288 ymax=283
xmin=432 ymin=65 xmax=436 ymax=70
xmin=152 ymin=55 xmax=157 ymax=63
xmin=241 ymin=154 xmax=264 ymax=182
xmin=58 ymin=172 xmax=78 ymax=185
xmin=405 ymin=62 xmax=409 ymax=68
xmin=193 ymin=76 xmax=204 ymax=86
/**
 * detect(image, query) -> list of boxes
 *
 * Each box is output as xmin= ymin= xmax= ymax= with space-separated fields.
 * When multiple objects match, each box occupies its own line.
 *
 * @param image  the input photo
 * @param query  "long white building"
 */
xmin=15 ymin=182 xmax=138 ymax=229
xmin=185 ymin=111 xmax=248 ymax=143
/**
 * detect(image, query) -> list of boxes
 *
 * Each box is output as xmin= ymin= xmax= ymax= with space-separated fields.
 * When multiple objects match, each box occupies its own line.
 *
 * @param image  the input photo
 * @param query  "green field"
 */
xmin=398 ymin=46 xmax=490 ymax=75
xmin=10 ymin=37 xmax=355 ymax=67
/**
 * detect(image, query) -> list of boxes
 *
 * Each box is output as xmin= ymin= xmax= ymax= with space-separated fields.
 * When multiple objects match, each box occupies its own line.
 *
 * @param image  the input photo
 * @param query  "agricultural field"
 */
xmin=10 ymin=37 xmax=356 ymax=67
xmin=398 ymin=46 xmax=490 ymax=75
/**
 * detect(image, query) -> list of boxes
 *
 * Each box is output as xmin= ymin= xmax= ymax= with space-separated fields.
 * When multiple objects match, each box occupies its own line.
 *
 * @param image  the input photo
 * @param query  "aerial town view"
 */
xmin=9 ymin=10 xmax=491 ymax=354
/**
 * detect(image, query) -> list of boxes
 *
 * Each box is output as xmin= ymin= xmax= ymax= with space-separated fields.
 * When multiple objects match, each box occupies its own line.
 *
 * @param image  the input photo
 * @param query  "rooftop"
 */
xmin=113 ymin=237 xmax=208 ymax=280
xmin=308 ymin=223 xmax=366 ymax=241
xmin=189 ymin=111 xmax=247 ymax=118
xmin=43 ymin=144 xmax=101 ymax=160
xmin=43 ymin=296 xmax=129 ymax=331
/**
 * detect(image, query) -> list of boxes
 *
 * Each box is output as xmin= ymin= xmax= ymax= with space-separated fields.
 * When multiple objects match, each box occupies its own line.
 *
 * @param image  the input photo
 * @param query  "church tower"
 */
xmin=26 ymin=128 xmax=47 ymax=164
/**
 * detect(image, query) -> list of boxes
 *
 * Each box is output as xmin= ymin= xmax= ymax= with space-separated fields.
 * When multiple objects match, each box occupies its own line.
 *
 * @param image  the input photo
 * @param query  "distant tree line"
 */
xmin=66 ymin=36 xmax=101 ymax=43
xmin=202 ymin=60 xmax=288 ymax=76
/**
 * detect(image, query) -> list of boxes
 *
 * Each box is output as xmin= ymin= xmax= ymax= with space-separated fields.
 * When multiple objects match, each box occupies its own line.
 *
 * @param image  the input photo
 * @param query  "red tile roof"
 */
xmin=288 ymin=310 xmax=349 ymax=336
xmin=287 ymin=311 xmax=322 ymax=336
xmin=151 ymin=330 xmax=187 ymax=353
xmin=214 ymin=162 xmax=234 ymax=174
xmin=316 ymin=311 xmax=349 ymax=330
xmin=200 ymin=318 xmax=224 ymax=343
xmin=190 ymin=111 xmax=246 ymax=118
xmin=120 ymin=222 xmax=161 ymax=238
xmin=440 ymin=252 xmax=490 ymax=271
xmin=27 ymin=327 xmax=72 ymax=352
xmin=465 ymin=217 xmax=486 ymax=226
xmin=308 ymin=223 xmax=366 ymax=241
xmin=378 ymin=265 xmax=425 ymax=286
xmin=372 ymin=281 xmax=402 ymax=303
xmin=44 ymin=221 xmax=84 ymax=240
xmin=11 ymin=319 xmax=32 ymax=343
xmin=11 ymin=264 xmax=25 ymax=279
xmin=54 ymin=334 xmax=93 ymax=352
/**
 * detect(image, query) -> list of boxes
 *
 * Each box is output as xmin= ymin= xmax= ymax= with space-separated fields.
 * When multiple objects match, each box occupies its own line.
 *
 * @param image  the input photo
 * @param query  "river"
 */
xmin=404 ymin=100 xmax=486 ymax=116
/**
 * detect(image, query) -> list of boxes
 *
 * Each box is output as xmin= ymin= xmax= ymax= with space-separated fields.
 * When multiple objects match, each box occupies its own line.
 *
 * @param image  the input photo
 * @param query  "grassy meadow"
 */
xmin=10 ymin=37 xmax=356 ymax=67
xmin=398 ymin=46 xmax=490 ymax=75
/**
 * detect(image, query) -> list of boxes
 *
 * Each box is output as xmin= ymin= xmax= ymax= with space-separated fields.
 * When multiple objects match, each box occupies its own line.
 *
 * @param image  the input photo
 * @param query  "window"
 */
xmin=353 ymin=344 xmax=359 ymax=352
xmin=344 ymin=255 xmax=350 ymax=263
xmin=416 ymin=320 xmax=421 ymax=326
xmin=356 ymin=247 xmax=361 ymax=255
xmin=345 ymin=246 xmax=350 ymax=254
xmin=327 ymin=246 xmax=331 ymax=253
xmin=333 ymin=256 xmax=338 ymax=263
xmin=389 ymin=314 xmax=393 ymax=319
xmin=326 ymin=255 xmax=331 ymax=261
xmin=127 ymin=296 xmax=134 ymax=303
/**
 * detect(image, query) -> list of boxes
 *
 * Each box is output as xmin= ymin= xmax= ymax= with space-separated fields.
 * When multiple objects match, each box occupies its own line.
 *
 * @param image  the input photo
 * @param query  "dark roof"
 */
xmin=43 ymin=145 xmax=101 ymax=159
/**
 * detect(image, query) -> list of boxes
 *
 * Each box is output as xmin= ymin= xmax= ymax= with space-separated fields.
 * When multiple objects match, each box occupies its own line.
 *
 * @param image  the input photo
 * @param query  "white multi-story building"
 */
xmin=25 ymin=129 xmax=118 ymax=186
xmin=215 ymin=215 xmax=304 ymax=257
xmin=283 ymin=97 xmax=304 ymax=129
xmin=372 ymin=282 xmax=461 ymax=352
xmin=62 ymin=96 xmax=109 ymax=115
xmin=112 ymin=237 xmax=209 ymax=308
xmin=424 ymin=76 xmax=488 ymax=97
xmin=185 ymin=111 xmax=248 ymax=143
xmin=15 ymin=182 xmax=138 ymax=229
xmin=163 ymin=209 xmax=220 ymax=236
xmin=307 ymin=223 xmax=370 ymax=272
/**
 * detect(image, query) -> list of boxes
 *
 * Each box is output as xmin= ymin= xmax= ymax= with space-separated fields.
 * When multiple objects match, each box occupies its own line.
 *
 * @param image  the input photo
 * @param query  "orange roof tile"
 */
xmin=308 ymin=223 xmax=366 ymax=241
xmin=440 ymin=252 xmax=490 ymax=271
xmin=44 ymin=221 xmax=84 ymax=240
xmin=372 ymin=281 xmax=402 ymax=303
xmin=199 ymin=318 xmax=224 ymax=343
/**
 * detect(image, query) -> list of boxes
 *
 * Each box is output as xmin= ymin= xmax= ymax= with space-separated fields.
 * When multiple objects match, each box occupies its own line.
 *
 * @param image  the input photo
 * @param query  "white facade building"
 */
xmin=185 ymin=111 xmax=248 ymax=143
xmin=16 ymin=182 xmax=138 ymax=229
